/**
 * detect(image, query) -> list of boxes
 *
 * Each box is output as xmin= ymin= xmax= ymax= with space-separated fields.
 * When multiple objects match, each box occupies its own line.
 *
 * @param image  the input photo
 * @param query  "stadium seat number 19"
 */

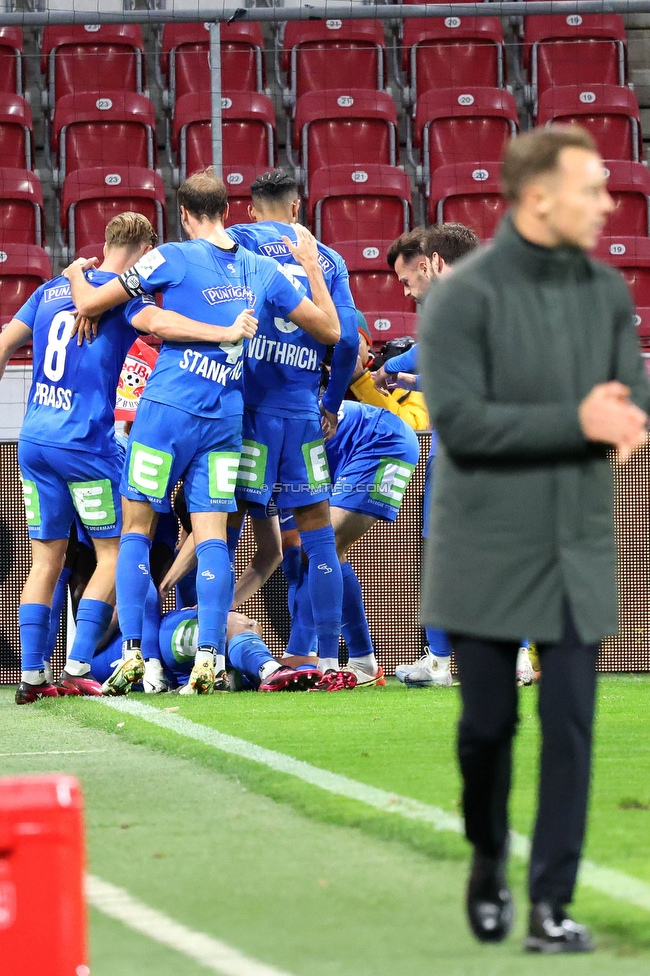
xmin=43 ymin=311 xmax=76 ymax=383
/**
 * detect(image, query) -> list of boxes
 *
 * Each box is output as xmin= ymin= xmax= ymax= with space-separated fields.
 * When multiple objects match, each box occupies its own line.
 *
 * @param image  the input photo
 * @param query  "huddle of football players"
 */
xmin=0 ymin=167 xmax=478 ymax=703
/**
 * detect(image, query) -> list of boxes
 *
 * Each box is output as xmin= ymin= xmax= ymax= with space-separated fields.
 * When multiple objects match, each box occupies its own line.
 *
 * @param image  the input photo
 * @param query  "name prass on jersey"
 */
xmin=31 ymin=382 xmax=72 ymax=410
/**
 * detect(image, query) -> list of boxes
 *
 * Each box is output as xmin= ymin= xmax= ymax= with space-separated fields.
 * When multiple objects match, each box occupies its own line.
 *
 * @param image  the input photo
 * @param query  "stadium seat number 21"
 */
xmin=43 ymin=311 xmax=76 ymax=383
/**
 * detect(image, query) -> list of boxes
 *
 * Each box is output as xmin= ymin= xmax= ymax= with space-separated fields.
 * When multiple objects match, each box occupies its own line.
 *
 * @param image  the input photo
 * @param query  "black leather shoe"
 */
xmin=466 ymin=850 xmax=514 ymax=943
xmin=525 ymin=901 xmax=594 ymax=953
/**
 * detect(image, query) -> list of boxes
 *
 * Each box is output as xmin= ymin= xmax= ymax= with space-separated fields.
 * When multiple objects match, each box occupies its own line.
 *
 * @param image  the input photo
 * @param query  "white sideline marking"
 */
xmin=98 ymin=697 xmax=650 ymax=913
xmin=0 ymin=749 xmax=106 ymax=757
xmin=87 ymin=875 xmax=296 ymax=976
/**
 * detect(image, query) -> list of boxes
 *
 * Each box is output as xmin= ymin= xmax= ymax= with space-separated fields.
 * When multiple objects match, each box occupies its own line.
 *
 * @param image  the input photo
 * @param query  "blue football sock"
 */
xmin=228 ymin=631 xmax=275 ymax=681
xmin=425 ymin=626 xmax=451 ymax=657
xmin=142 ymin=580 xmax=162 ymax=661
xmin=45 ymin=566 xmax=71 ymax=662
xmin=69 ymin=599 xmax=114 ymax=665
xmin=340 ymin=562 xmax=374 ymax=658
xmin=285 ymin=566 xmax=318 ymax=657
xmin=195 ymin=539 xmax=231 ymax=654
xmin=300 ymin=525 xmax=343 ymax=662
xmin=19 ymin=603 xmax=51 ymax=673
xmin=116 ymin=533 xmax=152 ymax=642
xmin=281 ymin=545 xmax=302 ymax=617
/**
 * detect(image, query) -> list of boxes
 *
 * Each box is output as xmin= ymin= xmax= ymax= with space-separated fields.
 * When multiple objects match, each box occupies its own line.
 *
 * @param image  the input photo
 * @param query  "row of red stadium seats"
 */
xmin=0 ymin=15 xmax=632 ymax=111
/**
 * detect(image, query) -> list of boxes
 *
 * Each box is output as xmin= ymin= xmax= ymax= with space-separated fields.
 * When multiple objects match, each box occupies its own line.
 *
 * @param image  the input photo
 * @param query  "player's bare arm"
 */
xmin=63 ymin=258 xmax=130 ymax=318
xmin=143 ymin=309 xmax=258 ymax=345
xmin=0 ymin=318 xmax=33 ymax=381
xmin=283 ymin=225 xmax=340 ymax=344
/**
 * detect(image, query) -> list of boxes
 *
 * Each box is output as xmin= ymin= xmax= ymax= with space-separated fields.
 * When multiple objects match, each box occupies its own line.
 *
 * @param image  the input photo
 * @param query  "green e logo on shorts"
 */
xmin=208 ymin=451 xmax=241 ymax=500
xmin=302 ymin=439 xmax=330 ymax=491
xmin=20 ymin=478 xmax=41 ymax=527
xmin=69 ymin=479 xmax=116 ymax=527
xmin=370 ymin=457 xmax=416 ymax=508
xmin=128 ymin=442 xmax=173 ymax=500
xmin=236 ymin=440 xmax=268 ymax=490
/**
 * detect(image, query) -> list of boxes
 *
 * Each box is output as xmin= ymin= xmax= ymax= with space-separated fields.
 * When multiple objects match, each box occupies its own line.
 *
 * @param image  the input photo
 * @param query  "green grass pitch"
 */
xmin=1 ymin=675 xmax=649 ymax=975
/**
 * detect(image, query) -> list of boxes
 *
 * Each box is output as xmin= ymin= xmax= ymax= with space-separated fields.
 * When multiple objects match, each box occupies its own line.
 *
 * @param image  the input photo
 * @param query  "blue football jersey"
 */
xmin=121 ymin=238 xmax=306 ymax=420
xmin=17 ymin=271 xmax=146 ymax=455
xmin=228 ymin=221 xmax=357 ymax=419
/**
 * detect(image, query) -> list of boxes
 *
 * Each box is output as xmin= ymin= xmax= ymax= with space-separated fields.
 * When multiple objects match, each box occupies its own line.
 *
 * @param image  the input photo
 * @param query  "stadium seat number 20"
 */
xmin=43 ymin=311 xmax=76 ymax=383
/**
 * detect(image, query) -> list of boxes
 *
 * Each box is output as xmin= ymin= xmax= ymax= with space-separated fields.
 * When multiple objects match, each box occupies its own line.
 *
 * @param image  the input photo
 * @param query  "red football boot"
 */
xmin=309 ymin=669 xmax=358 ymax=692
xmin=259 ymin=666 xmax=322 ymax=692
xmin=15 ymin=681 xmax=60 ymax=705
xmin=57 ymin=670 xmax=104 ymax=697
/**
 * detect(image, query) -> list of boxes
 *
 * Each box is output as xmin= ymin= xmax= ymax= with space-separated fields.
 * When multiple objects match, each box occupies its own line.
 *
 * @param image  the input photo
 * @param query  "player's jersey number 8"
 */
xmin=43 ymin=310 xmax=75 ymax=383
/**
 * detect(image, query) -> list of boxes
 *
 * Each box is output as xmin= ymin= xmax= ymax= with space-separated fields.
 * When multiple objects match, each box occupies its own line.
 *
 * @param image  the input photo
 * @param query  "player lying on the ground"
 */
xmin=90 ymin=601 xmax=320 ymax=694
xmin=0 ymin=213 xmax=165 ymax=706
xmin=65 ymin=169 xmax=340 ymax=700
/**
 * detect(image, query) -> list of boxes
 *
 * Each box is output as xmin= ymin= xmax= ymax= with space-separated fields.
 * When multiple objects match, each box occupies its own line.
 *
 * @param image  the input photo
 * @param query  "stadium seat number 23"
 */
xmin=43 ymin=311 xmax=76 ymax=383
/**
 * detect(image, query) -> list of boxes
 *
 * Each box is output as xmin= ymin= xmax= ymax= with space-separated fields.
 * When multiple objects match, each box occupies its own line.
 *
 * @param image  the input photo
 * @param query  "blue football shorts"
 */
xmin=121 ymin=399 xmax=242 ymax=514
xmin=236 ymin=409 xmax=331 ymax=510
xmin=329 ymin=426 xmax=420 ymax=523
xmin=18 ymin=439 xmax=123 ymax=540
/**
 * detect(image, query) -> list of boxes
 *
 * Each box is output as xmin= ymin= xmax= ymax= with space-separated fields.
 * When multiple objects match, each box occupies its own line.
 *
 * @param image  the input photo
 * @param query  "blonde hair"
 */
xmin=105 ymin=212 xmax=158 ymax=250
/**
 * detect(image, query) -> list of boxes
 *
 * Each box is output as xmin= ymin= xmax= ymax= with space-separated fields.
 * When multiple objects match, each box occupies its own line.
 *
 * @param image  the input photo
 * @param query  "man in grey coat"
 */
xmin=419 ymin=126 xmax=650 ymax=953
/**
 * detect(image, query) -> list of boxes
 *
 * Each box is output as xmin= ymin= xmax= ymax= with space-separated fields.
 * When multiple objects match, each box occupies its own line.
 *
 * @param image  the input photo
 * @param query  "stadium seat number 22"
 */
xmin=43 ymin=311 xmax=76 ymax=383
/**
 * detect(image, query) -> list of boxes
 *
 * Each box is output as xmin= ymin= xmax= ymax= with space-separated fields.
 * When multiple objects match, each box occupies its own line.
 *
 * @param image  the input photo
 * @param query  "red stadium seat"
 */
xmin=524 ymin=15 xmax=627 ymax=110
xmin=280 ymin=21 xmax=387 ymax=109
xmin=429 ymin=162 xmax=506 ymax=239
xmin=0 ymin=28 xmax=23 ymax=96
xmin=61 ymin=166 xmax=166 ymax=256
xmin=172 ymin=92 xmax=276 ymax=184
xmin=332 ymin=241 xmax=416 ymax=315
xmin=52 ymin=92 xmax=156 ymax=186
xmin=309 ymin=165 xmax=411 ymax=246
xmin=592 ymin=237 xmax=650 ymax=307
xmin=41 ymin=25 xmax=145 ymax=111
xmin=402 ymin=18 xmax=505 ymax=110
xmin=364 ymin=310 xmax=419 ymax=347
xmin=0 ymin=244 xmax=51 ymax=333
xmin=633 ymin=307 xmax=650 ymax=346
xmin=0 ymin=94 xmax=32 ymax=170
xmin=294 ymin=90 xmax=398 ymax=192
xmin=603 ymin=161 xmax=650 ymax=238
xmin=0 ymin=170 xmax=45 ymax=246
xmin=222 ymin=165 xmax=264 ymax=227
xmin=413 ymin=88 xmax=517 ymax=191
xmin=537 ymin=85 xmax=642 ymax=162
xmin=161 ymin=22 xmax=265 ymax=112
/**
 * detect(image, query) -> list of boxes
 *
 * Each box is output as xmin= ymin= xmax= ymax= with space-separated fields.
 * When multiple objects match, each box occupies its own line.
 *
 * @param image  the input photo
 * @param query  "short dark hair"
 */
xmin=250 ymin=170 xmax=299 ymax=205
xmin=501 ymin=125 xmax=598 ymax=204
xmin=178 ymin=166 xmax=228 ymax=221
xmin=386 ymin=228 xmax=429 ymax=270
xmin=426 ymin=223 xmax=479 ymax=265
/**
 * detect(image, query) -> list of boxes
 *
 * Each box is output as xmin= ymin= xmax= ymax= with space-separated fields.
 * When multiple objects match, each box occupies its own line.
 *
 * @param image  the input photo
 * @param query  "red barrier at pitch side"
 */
xmin=0 ymin=774 xmax=88 ymax=976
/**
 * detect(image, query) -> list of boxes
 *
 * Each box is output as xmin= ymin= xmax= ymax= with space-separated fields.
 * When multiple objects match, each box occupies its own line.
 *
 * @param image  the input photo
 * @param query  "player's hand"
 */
xmin=282 ymin=224 xmax=320 ymax=269
xmin=320 ymin=404 xmax=338 ymax=441
xmin=72 ymin=315 xmax=99 ymax=345
xmin=62 ymin=256 xmax=98 ymax=280
xmin=391 ymin=371 xmax=418 ymax=391
xmin=372 ymin=364 xmax=395 ymax=396
xmin=158 ymin=575 xmax=173 ymax=604
xmin=579 ymin=381 xmax=648 ymax=462
xmin=225 ymin=310 xmax=257 ymax=343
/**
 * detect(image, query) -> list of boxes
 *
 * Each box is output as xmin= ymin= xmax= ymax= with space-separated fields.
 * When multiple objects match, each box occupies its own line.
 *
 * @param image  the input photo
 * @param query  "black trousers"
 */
xmin=452 ymin=608 xmax=599 ymax=905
